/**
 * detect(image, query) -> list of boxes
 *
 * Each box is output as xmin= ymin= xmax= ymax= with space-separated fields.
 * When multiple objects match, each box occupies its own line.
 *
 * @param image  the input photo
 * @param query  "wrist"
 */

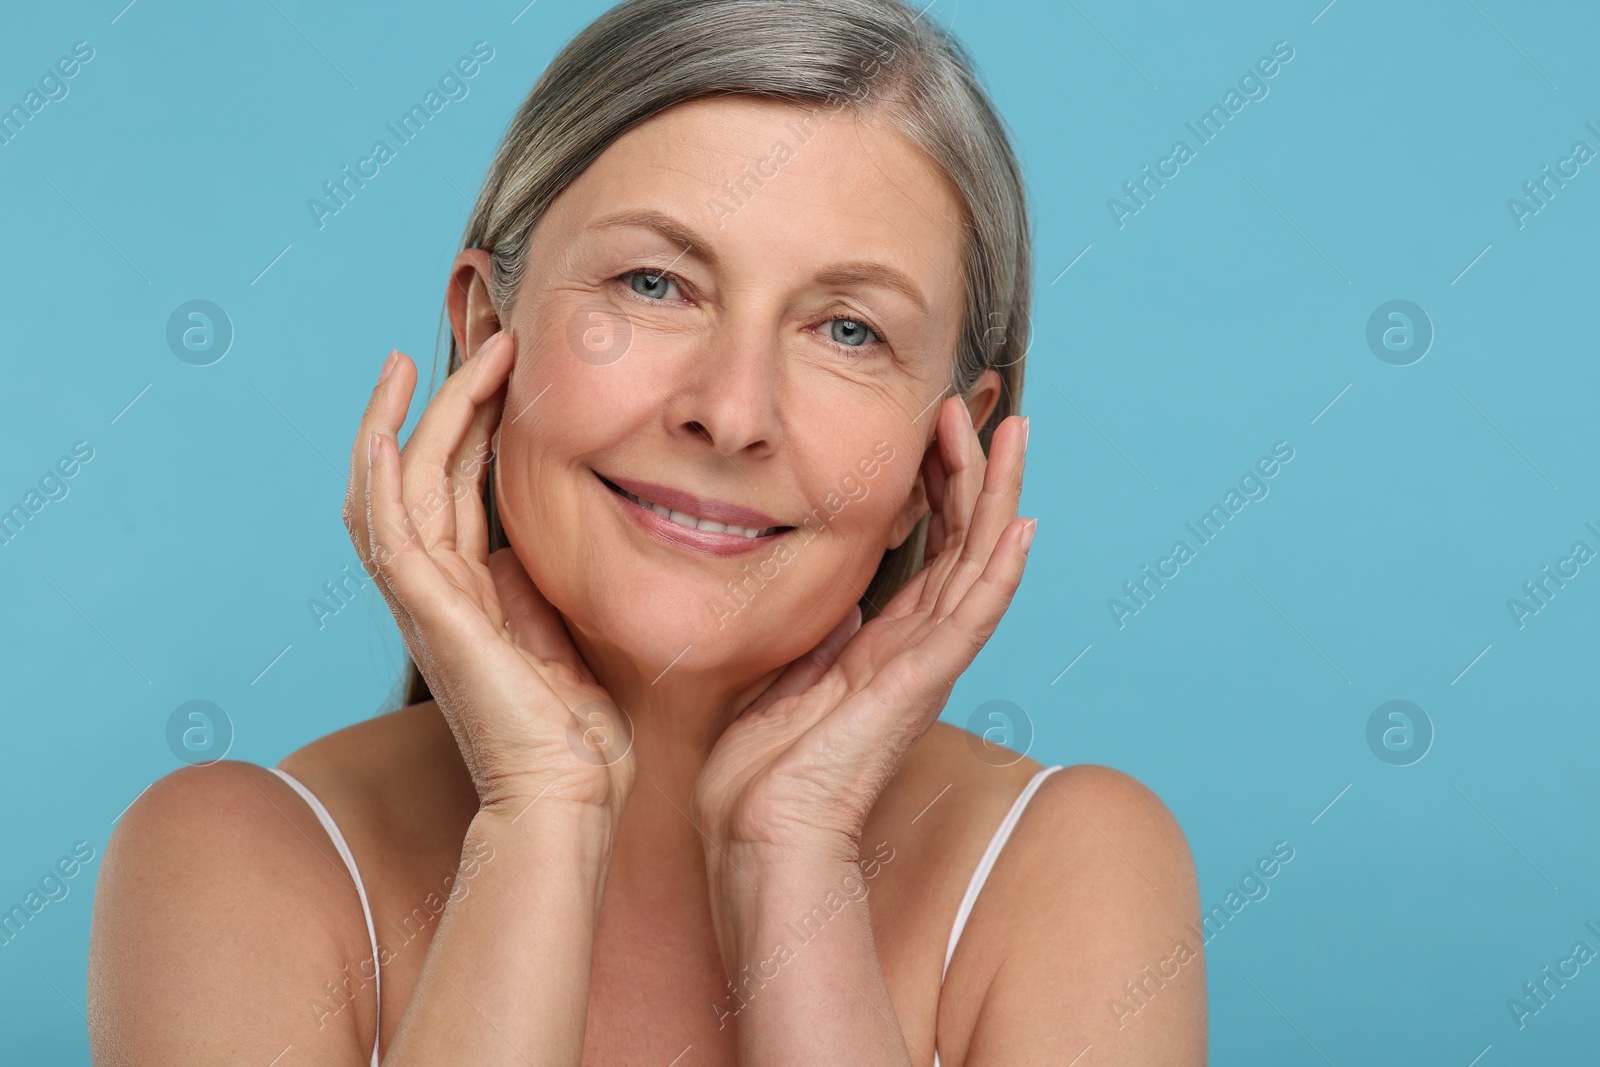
xmin=471 ymin=796 xmax=619 ymax=880
xmin=713 ymin=843 xmax=872 ymax=956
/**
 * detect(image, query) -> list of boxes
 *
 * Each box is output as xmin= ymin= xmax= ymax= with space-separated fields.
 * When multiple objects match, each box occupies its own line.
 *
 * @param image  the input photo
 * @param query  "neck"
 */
xmin=567 ymin=626 xmax=783 ymax=804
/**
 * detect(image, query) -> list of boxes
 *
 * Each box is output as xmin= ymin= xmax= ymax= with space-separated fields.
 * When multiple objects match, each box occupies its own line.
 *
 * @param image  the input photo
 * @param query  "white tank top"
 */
xmin=270 ymin=762 xmax=1064 ymax=1067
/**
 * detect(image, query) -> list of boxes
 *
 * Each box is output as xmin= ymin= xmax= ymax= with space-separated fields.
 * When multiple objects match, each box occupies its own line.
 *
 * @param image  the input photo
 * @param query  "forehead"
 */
xmin=545 ymin=94 xmax=966 ymax=306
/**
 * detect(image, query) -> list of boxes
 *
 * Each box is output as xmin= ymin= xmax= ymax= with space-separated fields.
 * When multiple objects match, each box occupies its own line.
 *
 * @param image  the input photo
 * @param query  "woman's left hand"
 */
xmin=691 ymin=398 xmax=1033 ymax=877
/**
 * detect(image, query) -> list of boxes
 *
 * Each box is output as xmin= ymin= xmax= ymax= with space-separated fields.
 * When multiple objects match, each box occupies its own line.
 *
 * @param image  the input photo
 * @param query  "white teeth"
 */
xmin=614 ymin=484 xmax=777 ymax=538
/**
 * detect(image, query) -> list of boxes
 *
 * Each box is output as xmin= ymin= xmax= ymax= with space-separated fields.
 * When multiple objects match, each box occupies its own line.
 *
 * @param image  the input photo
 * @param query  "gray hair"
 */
xmin=410 ymin=0 xmax=1031 ymax=704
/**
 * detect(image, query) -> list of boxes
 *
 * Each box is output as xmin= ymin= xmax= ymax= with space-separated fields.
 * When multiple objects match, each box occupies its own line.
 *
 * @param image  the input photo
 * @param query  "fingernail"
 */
xmin=1022 ymin=415 xmax=1031 ymax=454
xmin=378 ymin=349 xmax=398 ymax=384
xmin=483 ymin=329 xmax=506 ymax=355
xmin=368 ymin=430 xmax=381 ymax=467
xmin=963 ymin=400 xmax=975 ymax=428
xmin=1020 ymin=518 xmax=1037 ymax=554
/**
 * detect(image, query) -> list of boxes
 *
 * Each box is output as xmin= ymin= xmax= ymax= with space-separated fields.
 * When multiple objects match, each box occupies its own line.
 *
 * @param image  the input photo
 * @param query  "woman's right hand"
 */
xmin=343 ymin=331 xmax=635 ymax=821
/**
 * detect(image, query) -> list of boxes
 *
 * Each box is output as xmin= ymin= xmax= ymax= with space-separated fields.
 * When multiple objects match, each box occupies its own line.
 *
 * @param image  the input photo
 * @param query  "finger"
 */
xmin=742 ymin=605 xmax=862 ymax=716
xmin=881 ymin=516 xmax=1035 ymax=711
xmin=487 ymin=547 xmax=592 ymax=678
xmin=345 ymin=350 xmax=419 ymax=601
xmin=917 ymin=397 xmax=983 ymax=613
xmin=932 ymin=414 xmax=1027 ymax=621
xmin=399 ymin=331 xmax=515 ymax=554
xmin=367 ymin=427 xmax=453 ymax=618
xmin=921 ymin=431 xmax=949 ymax=560
xmin=446 ymin=338 xmax=514 ymax=564
xmin=928 ymin=516 xmax=1033 ymax=663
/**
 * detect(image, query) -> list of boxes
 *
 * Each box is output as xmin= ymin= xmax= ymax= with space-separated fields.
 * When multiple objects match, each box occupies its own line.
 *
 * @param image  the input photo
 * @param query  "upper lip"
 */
xmin=598 ymin=472 xmax=790 ymax=530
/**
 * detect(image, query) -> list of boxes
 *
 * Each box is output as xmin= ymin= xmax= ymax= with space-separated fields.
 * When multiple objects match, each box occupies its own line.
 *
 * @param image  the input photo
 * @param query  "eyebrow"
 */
xmin=589 ymin=208 xmax=931 ymax=315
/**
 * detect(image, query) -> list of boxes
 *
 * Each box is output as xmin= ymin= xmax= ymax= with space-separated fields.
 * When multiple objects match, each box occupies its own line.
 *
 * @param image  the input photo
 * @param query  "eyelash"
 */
xmin=613 ymin=268 xmax=888 ymax=353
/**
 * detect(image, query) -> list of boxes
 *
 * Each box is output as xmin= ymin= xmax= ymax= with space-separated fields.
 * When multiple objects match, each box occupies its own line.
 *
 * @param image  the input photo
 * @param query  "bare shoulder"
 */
xmin=275 ymin=699 xmax=478 ymax=861
xmin=89 ymin=759 xmax=376 ymax=1063
xmin=88 ymin=702 xmax=471 ymax=1064
xmin=939 ymin=756 xmax=1207 ymax=1066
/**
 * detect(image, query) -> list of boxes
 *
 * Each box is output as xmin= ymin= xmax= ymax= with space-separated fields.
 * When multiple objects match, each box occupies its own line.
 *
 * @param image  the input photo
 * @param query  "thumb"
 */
xmin=747 ymin=604 xmax=863 ymax=713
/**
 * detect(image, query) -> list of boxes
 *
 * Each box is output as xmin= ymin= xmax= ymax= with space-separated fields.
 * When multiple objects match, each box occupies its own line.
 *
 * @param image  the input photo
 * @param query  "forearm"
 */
xmin=382 ymin=804 xmax=614 ymax=1066
xmin=718 ymin=846 xmax=912 ymax=1067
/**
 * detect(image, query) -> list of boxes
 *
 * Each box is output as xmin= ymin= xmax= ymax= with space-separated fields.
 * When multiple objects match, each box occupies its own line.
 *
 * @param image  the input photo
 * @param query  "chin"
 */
xmin=500 ymin=457 xmax=881 ymax=682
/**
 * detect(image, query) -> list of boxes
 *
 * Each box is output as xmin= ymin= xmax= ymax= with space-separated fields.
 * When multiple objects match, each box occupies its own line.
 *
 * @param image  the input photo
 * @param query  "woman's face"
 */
xmin=482 ymin=95 xmax=977 ymax=684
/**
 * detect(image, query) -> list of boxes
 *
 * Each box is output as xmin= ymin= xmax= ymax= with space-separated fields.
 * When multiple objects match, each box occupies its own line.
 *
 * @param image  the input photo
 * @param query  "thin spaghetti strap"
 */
xmin=931 ymin=764 xmax=1065 ymax=1067
xmin=269 ymin=767 xmax=383 ymax=1067
xmin=940 ymin=764 xmax=1064 ymax=983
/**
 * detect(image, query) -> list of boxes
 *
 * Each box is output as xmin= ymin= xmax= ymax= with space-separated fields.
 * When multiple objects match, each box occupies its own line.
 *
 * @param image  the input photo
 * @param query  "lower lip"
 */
xmin=599 ymin=474 xmax=787 ymax=558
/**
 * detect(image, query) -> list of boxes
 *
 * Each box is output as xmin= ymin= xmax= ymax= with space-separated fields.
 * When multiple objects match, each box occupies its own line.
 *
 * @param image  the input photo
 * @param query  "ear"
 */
xmin=963 ymin=368 xmax=1003 ymax=433
xmin=447 ymin=248 xmax=502 ymax=363
xmin=885 ymin=474 xmax=927 ymax=551
xmin=883 ymin=368 xmax=1005 ymax=551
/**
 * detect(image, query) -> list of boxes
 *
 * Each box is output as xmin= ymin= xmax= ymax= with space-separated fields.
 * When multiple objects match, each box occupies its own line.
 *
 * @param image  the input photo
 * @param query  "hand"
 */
xmin=691 ymin=398 xmax=1033 ymax=868
xmin=344 ymin=333 xmax=635 ymax=820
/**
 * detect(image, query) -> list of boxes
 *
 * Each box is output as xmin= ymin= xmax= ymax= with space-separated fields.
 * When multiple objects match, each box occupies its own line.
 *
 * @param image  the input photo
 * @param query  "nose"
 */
xmin=665 ymin=310 xmax=783 ymax=459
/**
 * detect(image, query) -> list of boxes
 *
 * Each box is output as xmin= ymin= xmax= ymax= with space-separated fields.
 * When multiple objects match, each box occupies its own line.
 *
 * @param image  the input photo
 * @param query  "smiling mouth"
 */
xmin=596 ymin=473 xmax=793 ymax=540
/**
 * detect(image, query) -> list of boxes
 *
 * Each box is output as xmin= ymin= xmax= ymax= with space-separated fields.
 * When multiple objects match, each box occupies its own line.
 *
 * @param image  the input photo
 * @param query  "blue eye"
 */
xmin=827 ymin=318 xmax=880 ymax=348
xmin=627 ymin=270 xmax=679 ymax=300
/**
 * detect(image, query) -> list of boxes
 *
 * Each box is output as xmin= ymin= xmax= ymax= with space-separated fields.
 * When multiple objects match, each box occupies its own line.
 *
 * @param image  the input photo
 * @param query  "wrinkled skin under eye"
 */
xmin=619 ymin=269 xmax=885 ymax=352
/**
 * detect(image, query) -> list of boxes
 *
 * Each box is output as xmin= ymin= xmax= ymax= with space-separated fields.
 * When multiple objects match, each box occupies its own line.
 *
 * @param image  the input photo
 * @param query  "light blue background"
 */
xmin=2 ymin=0 xmax=1597 ymax=1062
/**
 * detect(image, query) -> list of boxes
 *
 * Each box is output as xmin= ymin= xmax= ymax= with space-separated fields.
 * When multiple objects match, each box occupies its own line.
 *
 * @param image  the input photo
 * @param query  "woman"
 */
xmin=88 ymin=0 xmax=1205 ymax=1062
